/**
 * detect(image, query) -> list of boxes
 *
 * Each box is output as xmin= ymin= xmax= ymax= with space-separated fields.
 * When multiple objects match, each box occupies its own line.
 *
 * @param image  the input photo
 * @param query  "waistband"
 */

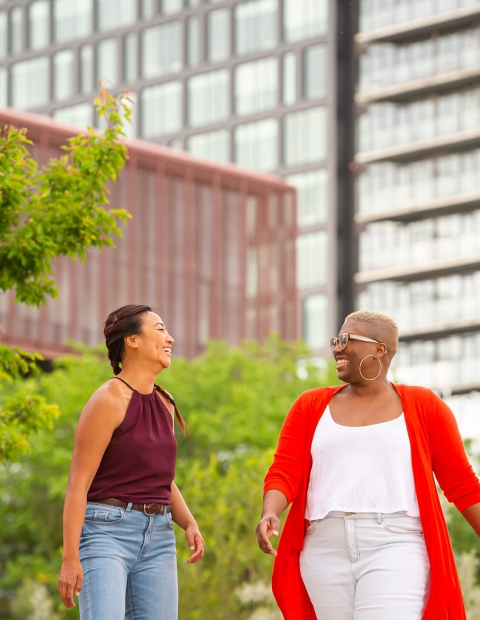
xmin=92 ymin=498 xmax=173 ymax=516
xmin=313 ymin=510 xmax=413 ymax=522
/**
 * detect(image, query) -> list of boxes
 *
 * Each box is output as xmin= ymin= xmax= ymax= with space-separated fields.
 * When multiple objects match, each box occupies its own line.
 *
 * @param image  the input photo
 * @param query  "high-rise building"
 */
xmin=355 ymin=0 xmax=480 ymax=437
xmin=0 ymin=107 xmax=297 ymax=359
xmin=0 ymin=0 xmax=345 ymax=358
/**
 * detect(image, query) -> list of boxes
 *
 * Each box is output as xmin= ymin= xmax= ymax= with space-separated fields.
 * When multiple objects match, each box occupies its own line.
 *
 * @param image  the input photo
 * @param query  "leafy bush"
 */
xmin=0 ymin=338 xmax=335 ymax=619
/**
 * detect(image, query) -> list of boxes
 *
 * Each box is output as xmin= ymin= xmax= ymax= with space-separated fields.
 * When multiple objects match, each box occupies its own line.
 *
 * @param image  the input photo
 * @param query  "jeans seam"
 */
xmin=138 ymin=516 xmax=154 ymax=559
xmin=344 ymin=518 xmax=360 ymax=564
xmin=127 ymin=579 xmax=136 ymax=620
xmin=353 ymin=520 xmax=360 ymax=563
xmin=85 ymin=566 xmax=92 ymax=620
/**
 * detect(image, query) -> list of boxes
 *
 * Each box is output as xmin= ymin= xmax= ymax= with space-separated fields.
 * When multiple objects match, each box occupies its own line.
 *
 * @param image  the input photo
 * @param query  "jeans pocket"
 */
xmin=381 ymin=516 xmax=423 ymax=535
xmin=84 ymin=508 xmax=125 ymax=526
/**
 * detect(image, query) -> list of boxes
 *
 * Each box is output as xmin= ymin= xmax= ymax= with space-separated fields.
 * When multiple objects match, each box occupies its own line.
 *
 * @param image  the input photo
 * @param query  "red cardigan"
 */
xmin=264 ymin=384 xmax=480 ymax=620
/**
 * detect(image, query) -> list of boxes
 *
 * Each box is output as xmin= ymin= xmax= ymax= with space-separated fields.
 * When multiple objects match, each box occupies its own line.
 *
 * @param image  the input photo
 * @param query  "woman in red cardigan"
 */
xmin=256 ymin=311 xmax=480 ymax=620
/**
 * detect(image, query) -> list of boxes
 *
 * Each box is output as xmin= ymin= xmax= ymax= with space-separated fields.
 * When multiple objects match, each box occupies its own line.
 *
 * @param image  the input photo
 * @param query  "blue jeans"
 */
xmin=79 ymin=502 xmax=178 ymax=620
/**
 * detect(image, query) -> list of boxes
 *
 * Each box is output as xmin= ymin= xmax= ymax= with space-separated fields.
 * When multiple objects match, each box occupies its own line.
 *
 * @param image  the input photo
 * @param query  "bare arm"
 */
xmin=256 ymin=490 xmax=289 ymax=556
xmin=159 ymin=396 xmax=204 ymax=564
xmin=462 ymin=502 xmax=480 ymax=537
xmin=58 ymin=383 xmax=126 ymax=609
xmin=171 ymin=482 xmax=205 ymax=564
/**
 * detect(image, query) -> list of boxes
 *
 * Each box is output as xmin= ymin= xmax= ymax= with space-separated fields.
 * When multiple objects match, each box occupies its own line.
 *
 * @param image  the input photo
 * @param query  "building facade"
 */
xmin=0 ymin=107 xmax=296 ymax=359
xmin=355 ymin=0 xmax=480 ymax=437
xmin=0 ymin=0 xmax=340 ymax=357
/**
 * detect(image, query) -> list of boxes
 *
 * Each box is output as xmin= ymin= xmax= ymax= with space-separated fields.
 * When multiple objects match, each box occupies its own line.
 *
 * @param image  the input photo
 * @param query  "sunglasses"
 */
xmin=330 ymin=333 xmax=381 ymax=352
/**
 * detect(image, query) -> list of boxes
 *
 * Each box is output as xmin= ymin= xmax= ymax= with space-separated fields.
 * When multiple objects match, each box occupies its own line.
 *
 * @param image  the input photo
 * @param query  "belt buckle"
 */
xmin=143 ymin=503 xmax=157 ymax=516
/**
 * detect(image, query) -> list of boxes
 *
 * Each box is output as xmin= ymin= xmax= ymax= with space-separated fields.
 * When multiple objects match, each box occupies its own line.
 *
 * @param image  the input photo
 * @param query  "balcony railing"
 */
xmin=355 ymin=254 xmax=480 ymax=284
xmin=355 ymin=190 xmax=480 ymax=225
xmin=356 ymin=127 xmax=480 ymax=164
xmin=356 ymin=4 xmax=480 ymax=45
xmin=399 ymin=317 xmax=480 ymax=341
xmin=356 ymin=66 xmax=480 ymax=105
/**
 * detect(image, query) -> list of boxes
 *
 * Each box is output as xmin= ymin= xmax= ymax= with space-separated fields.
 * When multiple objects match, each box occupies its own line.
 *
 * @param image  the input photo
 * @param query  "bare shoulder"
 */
xmin=78 ymin=379 xmax=132 ymax=431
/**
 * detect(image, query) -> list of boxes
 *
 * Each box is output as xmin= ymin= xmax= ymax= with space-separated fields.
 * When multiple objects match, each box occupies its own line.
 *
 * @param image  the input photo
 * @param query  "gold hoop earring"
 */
xmin=359 ymin=355 xmax=382 ymax=381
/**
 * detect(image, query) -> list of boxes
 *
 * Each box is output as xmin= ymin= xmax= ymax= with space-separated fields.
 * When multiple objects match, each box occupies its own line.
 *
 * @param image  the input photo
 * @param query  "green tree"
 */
xmin=0 ymin=89 xmax=132 ymax=464
xmin=0 ymin=339 xmax=337 ymax=619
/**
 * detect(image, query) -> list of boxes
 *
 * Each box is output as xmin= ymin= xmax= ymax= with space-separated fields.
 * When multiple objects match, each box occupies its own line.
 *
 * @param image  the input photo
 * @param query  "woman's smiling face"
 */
xmin=332 ymin=319 xmax=387 ymax=384
xmin=133 ymin=311 xmax=175 ymax=370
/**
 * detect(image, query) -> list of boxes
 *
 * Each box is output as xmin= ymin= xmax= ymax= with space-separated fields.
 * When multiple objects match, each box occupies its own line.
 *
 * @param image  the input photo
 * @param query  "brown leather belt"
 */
xmin=97 ymin=498 xmax=173 ymax=516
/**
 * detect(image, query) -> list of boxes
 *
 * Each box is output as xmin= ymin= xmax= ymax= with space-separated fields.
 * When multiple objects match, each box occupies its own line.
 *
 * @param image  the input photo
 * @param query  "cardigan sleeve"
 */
xmin=264 ymin=393 xmax=309 ymax=505
xmin=429 ymin=391 xmax=480 ymax=512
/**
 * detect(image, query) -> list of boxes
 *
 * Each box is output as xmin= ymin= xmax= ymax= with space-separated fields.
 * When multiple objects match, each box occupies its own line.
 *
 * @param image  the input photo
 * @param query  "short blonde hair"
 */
xmin=344 ymin=310 xmax=399 ymax=356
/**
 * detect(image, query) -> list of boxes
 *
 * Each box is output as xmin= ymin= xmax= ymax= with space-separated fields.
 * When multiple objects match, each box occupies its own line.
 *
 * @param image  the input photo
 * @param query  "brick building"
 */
xmin=0 ymin=108 xmax=297 ymax=359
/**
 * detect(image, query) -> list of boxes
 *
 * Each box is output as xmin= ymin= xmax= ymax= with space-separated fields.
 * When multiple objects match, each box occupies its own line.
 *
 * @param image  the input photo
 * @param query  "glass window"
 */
xmin=142 ymin=0 xmax=156 ymax=19
xmin=169 ymin=138 xmax=182 ymax=150
xmin=235 ymin=0 xmax=277 ymax=56
xmin=187 ymin=16 xmax=200 ymax=67
xmin=188 ymin=70 xmax=229 ymax=128
xmin=98 ymin=38 xmax=118 ymax=87
xmin=163 ymin=0 xmax=182 ymax=15
xmin=284 ymin=107 xmax=327 ymax=167
xmin=235 ymin=57 xmax=278 ymax=116
xmin=124 ymin=33 xmax=137 ymax=83
xmin=207 ymin=8 xmax=229 ymax=63
xmin=0 ymin=67 xmax=6 ymax=107
xmin=0 ymin=12 xmax=7 ymax=59
xmin=98 ymin=0 xmax=136 ymax=32
xmin=29 ymin=1 xmax=49 ymax=51
xmin=188 ymin=0 xmax=200 ymax=6
xmin=187 ymin=130 xmax=230 ymax=162
xmin=284 ymin=0 xmax=328 ymax=42
xmin=286 ymin=169 xmax=328 ymax=227
xmin=80 ymin=45 xmax=93 ymax=94
xmin=305 ymin=45 xmax=327 ymax=100
xmin=54 ymin=0 xmax=92 ymax=43
xmin=11 ymin=7 xmax=24 ymax=55
xmin=297 ymin=232 xmax=328 ymax=289
xmin=142 ymin=81 xmax=182 ymax=138
xmin=54 ymin=103 xmax=93 ymax=128
xmin=303 ymin=294 xmax=328 ymax=350
xmin=143 ymin=21 xmax=182 ymax=78
xmin=283 ymin=51 xmax=296 ymax=106
xmin=12 ymin=57 xmax=49 ymax=110
xmin=54 ymin=50 xmax=75 ymax=102
xmin=235 ymin=118 xmax=278 ymax=172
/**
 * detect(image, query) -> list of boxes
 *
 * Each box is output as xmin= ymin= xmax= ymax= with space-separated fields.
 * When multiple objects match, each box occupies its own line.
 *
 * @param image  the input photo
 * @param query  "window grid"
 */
xmin=0 ymin=1 xmax=331 ymax=189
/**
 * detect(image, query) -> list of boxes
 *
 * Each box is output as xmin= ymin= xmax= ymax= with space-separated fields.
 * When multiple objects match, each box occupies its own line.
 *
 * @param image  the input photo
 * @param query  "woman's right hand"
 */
xmin=58 ymin=558 xmax=83 ymax=609
xmin=256 ymin=514 xmax=280 ymax=556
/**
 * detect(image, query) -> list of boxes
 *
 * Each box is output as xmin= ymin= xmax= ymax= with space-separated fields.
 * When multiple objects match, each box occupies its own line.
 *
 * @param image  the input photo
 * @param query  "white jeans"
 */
xmin=299 ymin=512 xmax=430 ymax=620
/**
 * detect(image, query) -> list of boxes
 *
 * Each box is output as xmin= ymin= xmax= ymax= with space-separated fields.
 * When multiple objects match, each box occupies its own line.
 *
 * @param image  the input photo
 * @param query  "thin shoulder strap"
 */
xmin=110 ymin=376 xmax=135 ymax=391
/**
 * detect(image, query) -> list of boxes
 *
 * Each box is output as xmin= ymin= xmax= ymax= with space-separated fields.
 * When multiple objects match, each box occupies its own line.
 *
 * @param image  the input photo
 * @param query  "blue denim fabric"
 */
xmin=79 ymin=502 xmax=177 ymax=620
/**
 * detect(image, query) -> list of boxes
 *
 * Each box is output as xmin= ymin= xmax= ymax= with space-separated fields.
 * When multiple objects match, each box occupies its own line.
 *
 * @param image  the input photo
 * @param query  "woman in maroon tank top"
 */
xmin=58 ymin=304 xmax=204 ymax=620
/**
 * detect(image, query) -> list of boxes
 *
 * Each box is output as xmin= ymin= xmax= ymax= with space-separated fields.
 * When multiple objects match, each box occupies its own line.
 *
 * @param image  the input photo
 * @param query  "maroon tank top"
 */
xmin=88 ymin=377 xmax=178 ymax=504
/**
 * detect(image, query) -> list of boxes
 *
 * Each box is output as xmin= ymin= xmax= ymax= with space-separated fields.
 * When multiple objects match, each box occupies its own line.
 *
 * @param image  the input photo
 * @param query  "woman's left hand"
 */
xmin=184 ymin=523 xmax=205 ymax=563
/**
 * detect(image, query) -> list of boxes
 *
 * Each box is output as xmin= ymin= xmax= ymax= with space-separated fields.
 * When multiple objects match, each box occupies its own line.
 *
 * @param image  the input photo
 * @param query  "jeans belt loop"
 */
xmin=126 ymin=502 xmax=133 ymax=513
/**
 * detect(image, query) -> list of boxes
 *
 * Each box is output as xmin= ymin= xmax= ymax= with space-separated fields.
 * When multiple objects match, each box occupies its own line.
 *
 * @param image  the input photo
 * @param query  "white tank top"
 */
xmin=305 ymin=406 xmax=420 ymax=520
